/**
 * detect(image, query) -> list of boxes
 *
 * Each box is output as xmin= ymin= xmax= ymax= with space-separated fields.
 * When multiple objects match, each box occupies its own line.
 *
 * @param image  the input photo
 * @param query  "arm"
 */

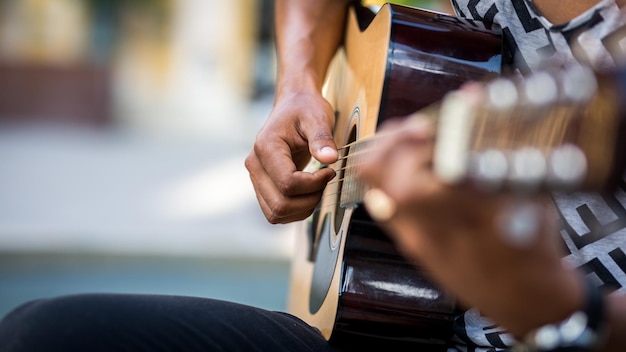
xmin=274 ymin=0 xmax=354 ymax=97
xmin=603 ymin=295 xmax=626 ymax=351
xmin=245 ymin=0 xmax=356 ymax=224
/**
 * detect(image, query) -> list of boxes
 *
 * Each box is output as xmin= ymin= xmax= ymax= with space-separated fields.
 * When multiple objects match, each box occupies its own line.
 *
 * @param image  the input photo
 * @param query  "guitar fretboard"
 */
xmin=329 ymin=64 xmax=625 ymax=208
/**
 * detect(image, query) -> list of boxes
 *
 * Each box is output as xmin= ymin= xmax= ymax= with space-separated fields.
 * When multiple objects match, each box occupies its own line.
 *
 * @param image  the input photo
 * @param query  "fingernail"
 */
xmin=363 ymin=188 xmax=397 ymax=222
xmin=320 ymin=146 xmax=337 ymax=157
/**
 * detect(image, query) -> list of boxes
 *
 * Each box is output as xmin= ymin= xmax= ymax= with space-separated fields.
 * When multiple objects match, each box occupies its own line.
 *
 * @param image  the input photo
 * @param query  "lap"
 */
xmin=0 ymin=293 xmax=335 ymax=352
xmin=0 ymin=293 xmax=448 ymax=352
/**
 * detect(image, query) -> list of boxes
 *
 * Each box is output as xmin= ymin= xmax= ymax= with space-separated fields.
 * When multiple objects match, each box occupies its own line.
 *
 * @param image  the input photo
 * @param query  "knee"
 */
xmin=0 ymin=294 xmax=110 ymax=352
xmin=1 ymin=294 xmax=87 ymax=328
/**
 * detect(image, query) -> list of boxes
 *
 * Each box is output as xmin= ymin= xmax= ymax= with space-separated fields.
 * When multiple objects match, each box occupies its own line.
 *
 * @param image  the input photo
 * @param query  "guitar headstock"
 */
xmin=434 ymin=64 xmax=625 ymax=193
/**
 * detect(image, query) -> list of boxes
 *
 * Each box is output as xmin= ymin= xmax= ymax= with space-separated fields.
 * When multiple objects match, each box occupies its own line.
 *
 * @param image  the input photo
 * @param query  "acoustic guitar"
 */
xmin=287 ymin=3 xmax=504 ymax=347
xmin=287 ymin=1 xmax=626 ymax=348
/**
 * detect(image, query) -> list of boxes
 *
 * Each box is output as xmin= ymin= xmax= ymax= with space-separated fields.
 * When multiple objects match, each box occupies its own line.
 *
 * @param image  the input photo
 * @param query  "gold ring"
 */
xmin=363 ymin=188 xmax=397 ymax=222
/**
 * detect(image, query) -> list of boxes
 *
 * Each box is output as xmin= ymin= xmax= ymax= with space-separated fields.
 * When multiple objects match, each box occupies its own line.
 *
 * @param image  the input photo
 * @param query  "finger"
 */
xmin=298 ymin=106 xmax=339 ymax=165
xmin=358 ymin=126 xmax=403 ymax=187
xmin=376 ymin=113 xmax=433 ymax=137
xmin=401 ymin=114 xmax=435 ymax=140
xmin=245 ymin=151 xmax=332 ymax=223
xmin=253 ymin=138 xmax=336 ymax=197
xmin=384 ymin=217 xmax=429 ymax=259
xmin=255 ymin=188 xmax=324 ymax=224
xmin=359 ymin=117 xmax=434 ymax=189
xmin=363 ymin=188 xmax=397 ymax=223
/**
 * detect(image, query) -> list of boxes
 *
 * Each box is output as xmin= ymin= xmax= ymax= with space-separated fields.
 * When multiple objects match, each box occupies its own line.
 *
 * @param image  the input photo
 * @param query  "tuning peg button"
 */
xmin=561 ymin=65 xmax=597 ymax=102
xmin=487 ymin=78 xmax=519 ymax=111
xmin=470 ymin=149 xmax=509 ymax=192
xmin=524 ymin=71 xmax=558 ymax=106
xmin=509 ymin=147 xmax=547 ymax=191
xmin=548 ymin=144 xmax=587 ymax=189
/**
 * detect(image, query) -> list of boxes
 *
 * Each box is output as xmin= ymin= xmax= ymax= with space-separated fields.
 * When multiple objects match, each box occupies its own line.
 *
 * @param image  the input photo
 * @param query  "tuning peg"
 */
xmin=470 ymin=148 xmax=509 ymax=192
xmin=486 ymin=77 xmax=519 ymax=110
xmin=547 ymin=144 xmax=587 ymax=189
xmin=508 ymin=147 xmax=547 ymax=191
xmin=561 ymin=65 xmax=597 ymax=102
xmin=523 ymin=71 xmax=559 ymax=106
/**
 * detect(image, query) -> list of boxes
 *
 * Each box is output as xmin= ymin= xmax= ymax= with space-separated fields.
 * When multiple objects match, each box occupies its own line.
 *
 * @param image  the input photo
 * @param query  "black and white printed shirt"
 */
xmin=445 ymin=1 xmax=626 ymax=351
xmin=452 ymin=0 xmax=626 ymax=71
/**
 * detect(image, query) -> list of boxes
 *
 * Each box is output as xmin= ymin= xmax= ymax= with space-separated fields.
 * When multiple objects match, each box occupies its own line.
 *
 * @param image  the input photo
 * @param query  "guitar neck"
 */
xmin=435 ymin=64 xmax=626 ymax=193
xmin=335 ymin=64 xmax=626 ymax=205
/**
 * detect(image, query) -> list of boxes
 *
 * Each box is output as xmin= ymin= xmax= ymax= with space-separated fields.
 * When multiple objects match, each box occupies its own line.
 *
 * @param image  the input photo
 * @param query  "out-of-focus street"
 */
xmin=0 ymin=0 xmax=298 ymax=318
xmin=0 ymin=101 xmax=295 ymax=259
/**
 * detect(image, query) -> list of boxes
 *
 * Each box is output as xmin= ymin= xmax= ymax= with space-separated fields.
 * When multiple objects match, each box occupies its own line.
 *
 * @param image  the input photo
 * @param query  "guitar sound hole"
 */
xmin=309 ymin=213 xmax=340 ymax=314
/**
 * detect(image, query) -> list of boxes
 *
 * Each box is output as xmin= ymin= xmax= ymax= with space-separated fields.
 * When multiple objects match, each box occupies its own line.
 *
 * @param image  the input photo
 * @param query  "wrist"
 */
xmin=276 ymin=70 xmax=323 ymax=96
xmin=512 ymin=277 xmax=607 ymax=352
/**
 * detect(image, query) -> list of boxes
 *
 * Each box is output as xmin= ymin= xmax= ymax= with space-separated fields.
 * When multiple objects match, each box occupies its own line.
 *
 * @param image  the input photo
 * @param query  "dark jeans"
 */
xmin=0 ymin=294 xmax=446 ymax=352
xmin=0 ymin=294 xmax=335 ymax=352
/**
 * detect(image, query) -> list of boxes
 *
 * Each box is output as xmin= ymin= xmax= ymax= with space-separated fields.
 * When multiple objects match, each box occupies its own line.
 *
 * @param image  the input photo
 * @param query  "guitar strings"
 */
xmin=308 ymin=115 xmax=439 ymax=211
xmin=303 ymin=130 xmax=402 ymax=212
xmin=310 ymin=118 xmax=436 ymax=212
xmin=307 ymin=133 xmax=393 ymax=206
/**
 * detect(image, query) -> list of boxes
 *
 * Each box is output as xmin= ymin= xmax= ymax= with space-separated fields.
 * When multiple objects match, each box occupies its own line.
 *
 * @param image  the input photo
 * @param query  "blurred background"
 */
xmin=0 ymin=0 xmax=449 ymax=319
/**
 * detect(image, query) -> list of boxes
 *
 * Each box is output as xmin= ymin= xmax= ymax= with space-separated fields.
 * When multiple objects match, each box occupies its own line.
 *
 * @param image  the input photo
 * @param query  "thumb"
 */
xmin=308 ymin=127 xmax=338 ymax=165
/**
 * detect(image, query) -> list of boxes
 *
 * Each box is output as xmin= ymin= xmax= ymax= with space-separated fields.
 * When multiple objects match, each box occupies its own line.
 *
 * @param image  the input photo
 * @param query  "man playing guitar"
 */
xmin=1 ymin=1 xmax=625 ymax=351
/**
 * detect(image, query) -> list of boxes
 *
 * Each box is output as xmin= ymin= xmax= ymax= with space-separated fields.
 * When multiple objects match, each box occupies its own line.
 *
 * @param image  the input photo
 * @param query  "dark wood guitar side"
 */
xmin=287 ymin=3 xmax=503 ymax=347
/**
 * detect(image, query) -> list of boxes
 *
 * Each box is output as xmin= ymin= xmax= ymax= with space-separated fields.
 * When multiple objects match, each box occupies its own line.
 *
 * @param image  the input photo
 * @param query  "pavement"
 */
xmin=0 ymin=97 xmax=298 ymax=260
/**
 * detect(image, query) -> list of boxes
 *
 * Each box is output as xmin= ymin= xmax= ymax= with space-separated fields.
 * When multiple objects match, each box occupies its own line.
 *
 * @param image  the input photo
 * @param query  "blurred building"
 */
xmin=0 ymin=0 xmax=268 ymax=136
xmin=0 ymin=0 xmax=450 ymax=133
xmin=0 ymin=0 xmax=108 ymax=126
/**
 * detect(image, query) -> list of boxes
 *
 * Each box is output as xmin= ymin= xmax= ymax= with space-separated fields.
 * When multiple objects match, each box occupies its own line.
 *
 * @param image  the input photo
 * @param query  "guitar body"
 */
xmin=287 ymin=3 xmax=503 ymax=346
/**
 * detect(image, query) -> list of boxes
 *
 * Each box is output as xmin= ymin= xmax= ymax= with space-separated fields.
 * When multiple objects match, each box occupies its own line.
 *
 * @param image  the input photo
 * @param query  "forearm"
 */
xmin=600 ymin=294 xmax=626 ymax=351
xmin=274 ymin=0 xmax=356 ymax=95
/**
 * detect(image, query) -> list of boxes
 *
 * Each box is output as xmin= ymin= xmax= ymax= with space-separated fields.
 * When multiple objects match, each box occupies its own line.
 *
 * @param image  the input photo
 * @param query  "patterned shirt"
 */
xmin=452 ymin=0 xmax=626 ymax=71
xmin=445 ymin=1 xmax=626 ymax=351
